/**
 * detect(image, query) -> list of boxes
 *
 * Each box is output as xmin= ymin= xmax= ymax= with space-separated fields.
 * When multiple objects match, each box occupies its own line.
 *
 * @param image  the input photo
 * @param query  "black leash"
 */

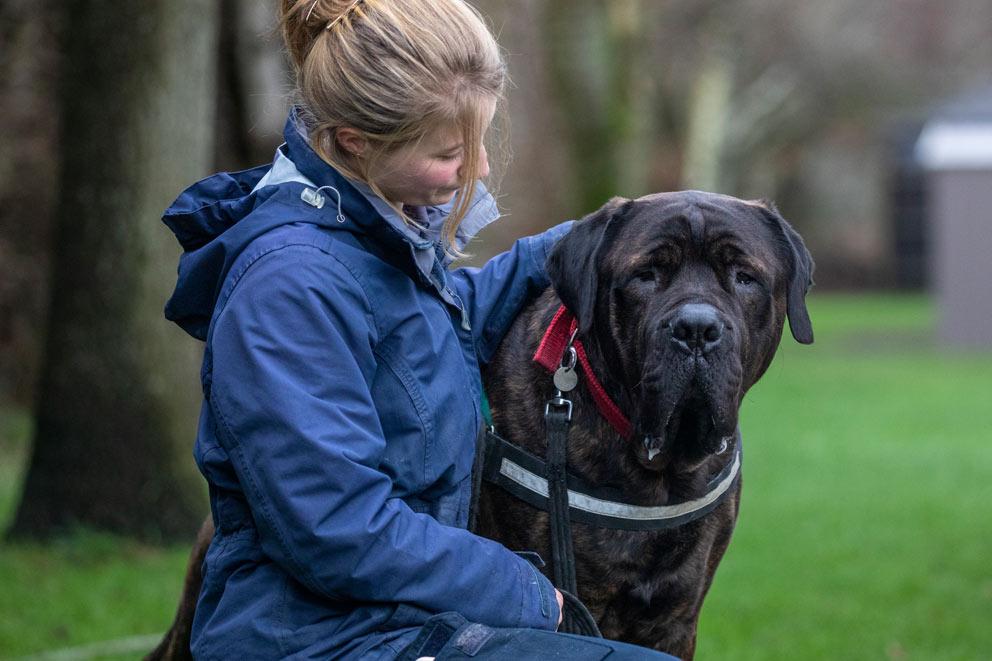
xmin=543 ymin=336 xmax=598 ymax=636
xmin=468 ymin=422 xmax=488 ymax=535
xmin=559 ymin=588 xmax=602 ymax=638
xmin=545 ymin=396 xmax=579 ymax=630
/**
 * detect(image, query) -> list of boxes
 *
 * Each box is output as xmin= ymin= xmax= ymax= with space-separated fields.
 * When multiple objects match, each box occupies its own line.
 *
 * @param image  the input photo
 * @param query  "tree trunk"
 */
xmin=681 ymin=42 xmax=733 ymax=192
xmin=546 ymin=0 xmax=656 ymax=212
xmin=9 ymin=0 xmax=218 ymax=542
xmin=0 ymin=0 xmax=60 ymax=405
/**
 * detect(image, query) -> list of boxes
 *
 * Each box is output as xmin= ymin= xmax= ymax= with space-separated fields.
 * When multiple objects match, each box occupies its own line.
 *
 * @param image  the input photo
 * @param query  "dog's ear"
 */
xmin=546 ymin=196 xmax=632 ymax=334
xmin=755 ymin=200 xmax=815 ymax=344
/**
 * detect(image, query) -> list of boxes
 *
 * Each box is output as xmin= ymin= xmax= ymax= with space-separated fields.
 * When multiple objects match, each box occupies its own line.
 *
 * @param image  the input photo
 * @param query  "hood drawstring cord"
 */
xmin=301 ymin=186 xmax=347 ymax=223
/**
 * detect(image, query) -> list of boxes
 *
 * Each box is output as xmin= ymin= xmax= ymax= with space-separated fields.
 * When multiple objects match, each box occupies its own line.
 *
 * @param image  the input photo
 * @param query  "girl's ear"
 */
xmin=335 ymin=127 xmax=369 ymax=157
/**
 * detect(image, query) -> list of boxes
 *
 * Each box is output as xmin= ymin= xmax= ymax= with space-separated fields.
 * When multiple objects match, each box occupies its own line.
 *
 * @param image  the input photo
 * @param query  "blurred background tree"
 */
xmin=5 ymin=0 xmax=217 ymax=541
xmin=0 ymin=0 xmax=989 ymax=541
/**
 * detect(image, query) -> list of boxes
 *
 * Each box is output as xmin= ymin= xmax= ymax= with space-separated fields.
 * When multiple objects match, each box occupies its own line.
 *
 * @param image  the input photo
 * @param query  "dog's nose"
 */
xmin=669 ymin=304 xmax=723 ymax=355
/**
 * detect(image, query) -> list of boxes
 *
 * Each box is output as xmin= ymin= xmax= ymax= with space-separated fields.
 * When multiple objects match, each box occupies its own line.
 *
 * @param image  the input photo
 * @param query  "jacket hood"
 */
xmin=163 ymin=108 xmax=499 ymax=341
xmin=162 ymin=161 xmax=301 ymax=341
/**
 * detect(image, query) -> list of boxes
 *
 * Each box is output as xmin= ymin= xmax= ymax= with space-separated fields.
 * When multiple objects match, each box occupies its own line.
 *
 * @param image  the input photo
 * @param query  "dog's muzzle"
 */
xmin=637 ymin=303 xmax=741 ymax=468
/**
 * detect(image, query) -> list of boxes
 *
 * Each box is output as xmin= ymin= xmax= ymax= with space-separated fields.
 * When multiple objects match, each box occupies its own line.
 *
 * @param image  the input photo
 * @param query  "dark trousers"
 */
xmin=398 ymin=612 xmax=680 ymax=660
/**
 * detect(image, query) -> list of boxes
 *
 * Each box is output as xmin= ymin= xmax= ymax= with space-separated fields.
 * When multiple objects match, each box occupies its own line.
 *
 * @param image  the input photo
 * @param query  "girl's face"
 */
xmin=369 ymin=107 xmax=494 ymax=207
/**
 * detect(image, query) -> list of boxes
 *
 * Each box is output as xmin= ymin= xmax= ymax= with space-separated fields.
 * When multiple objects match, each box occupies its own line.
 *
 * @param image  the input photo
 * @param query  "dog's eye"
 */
xmin=634 ymin=269 xmax=656 ymax=283
xmin=735 ymin=271 xmax=756 ymax=286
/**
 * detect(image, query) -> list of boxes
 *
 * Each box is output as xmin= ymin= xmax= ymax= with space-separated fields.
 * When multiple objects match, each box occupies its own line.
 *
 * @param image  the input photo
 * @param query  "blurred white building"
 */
xmin=915 ymin=85 xmax=992 ymax=349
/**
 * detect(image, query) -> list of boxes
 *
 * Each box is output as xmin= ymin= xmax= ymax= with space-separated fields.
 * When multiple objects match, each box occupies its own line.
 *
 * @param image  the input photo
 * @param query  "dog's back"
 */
xmin=146 ymin=518 xmax=213 ymax=661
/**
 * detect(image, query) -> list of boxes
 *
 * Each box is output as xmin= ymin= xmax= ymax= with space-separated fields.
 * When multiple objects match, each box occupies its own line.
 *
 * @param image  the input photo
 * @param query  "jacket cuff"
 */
xmin=516 ymin=558 xmax=560 ymax=630
xmin=527 ymin=220 xmax=574 ymax=289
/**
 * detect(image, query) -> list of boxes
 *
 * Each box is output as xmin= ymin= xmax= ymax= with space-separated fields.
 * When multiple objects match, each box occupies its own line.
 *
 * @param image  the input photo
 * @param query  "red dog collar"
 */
xmin=533 ymin=305 xmax=633 ymax=440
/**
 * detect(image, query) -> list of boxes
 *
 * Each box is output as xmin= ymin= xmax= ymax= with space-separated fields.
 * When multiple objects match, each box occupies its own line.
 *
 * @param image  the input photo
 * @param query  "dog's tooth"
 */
xmin=643 ymin=435 xmax=665 ymax=461
xmin=713 ymin=434 xmax=733 ymax=455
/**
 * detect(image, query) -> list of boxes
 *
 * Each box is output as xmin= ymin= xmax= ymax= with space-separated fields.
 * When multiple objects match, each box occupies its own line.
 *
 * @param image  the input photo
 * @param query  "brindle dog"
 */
xmin=476 ymin=191 xmax=813 ymax=658
xmin=149 ymin=191 xmax=813 ymax=661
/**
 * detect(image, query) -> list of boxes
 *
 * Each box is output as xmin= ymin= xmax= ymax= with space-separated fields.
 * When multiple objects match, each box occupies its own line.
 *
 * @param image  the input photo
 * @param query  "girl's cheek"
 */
xmin=423 ymin=161 xmax=459 ymax=187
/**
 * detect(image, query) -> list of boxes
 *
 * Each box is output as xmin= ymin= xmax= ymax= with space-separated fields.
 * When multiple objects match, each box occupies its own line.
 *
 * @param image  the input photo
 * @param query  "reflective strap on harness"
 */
xmin=478 ymin=429 xmax=742 ymax=532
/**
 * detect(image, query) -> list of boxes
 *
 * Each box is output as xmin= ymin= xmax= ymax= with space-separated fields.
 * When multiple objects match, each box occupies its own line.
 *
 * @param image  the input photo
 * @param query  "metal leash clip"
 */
xmin=544 ymin=396 xmax=573 ymax=421
xmin=546 ymin=328 xmax=579 ymax=420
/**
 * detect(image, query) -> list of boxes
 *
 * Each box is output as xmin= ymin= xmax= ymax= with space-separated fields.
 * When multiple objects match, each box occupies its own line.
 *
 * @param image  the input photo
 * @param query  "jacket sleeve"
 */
xmin=207 ymin=244 xmax=559 ymax=631
xmin=450 ymin=220 xmax=573 ymax=364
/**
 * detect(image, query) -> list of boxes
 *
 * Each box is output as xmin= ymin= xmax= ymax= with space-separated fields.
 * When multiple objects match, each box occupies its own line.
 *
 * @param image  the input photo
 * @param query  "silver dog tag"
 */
xmin=553 ymin=366 xmax=578 ymax=392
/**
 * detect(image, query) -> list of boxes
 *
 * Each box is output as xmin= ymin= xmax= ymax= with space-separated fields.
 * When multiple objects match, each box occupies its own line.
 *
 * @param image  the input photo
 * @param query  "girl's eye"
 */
xmin=437 ymin=150 xmax=462 ymax=162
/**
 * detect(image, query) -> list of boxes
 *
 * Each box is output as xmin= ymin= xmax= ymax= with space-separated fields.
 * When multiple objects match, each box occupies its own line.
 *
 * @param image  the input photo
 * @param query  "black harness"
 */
xmin=468 ymin=328 xmax=742 ymax=637
xmin=479 ymin=424 xmax=742 ymax=532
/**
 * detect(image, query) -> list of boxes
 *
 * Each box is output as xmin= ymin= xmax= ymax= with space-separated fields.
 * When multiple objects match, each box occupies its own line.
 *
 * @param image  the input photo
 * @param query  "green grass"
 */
xmin=0 ymin=405 xmax=31 ymax=533
xmin=0 ymin=532 xmax=189 ymax=659
xmin=1 ymin=293 xmax=989 ymax=659
xmin=0 ymin=411 xmax=189 ymax=659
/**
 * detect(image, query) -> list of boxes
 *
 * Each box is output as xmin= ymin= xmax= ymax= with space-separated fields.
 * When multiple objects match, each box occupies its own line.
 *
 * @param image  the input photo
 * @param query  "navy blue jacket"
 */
xmin=163 ymin=112 xmax=571 ymax=659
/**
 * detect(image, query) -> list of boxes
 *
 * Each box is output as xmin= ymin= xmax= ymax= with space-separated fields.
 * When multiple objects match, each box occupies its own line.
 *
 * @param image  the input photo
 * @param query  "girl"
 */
xmin=163 ymin=0 xmax=677 ymax=658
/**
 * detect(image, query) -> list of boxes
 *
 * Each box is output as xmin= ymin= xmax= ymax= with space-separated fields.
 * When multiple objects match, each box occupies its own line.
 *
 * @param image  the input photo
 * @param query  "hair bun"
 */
xmin=314 ymin=0 xmax=365 ymax=30
xmin=281 ymin=0 xmax=362 ymax=70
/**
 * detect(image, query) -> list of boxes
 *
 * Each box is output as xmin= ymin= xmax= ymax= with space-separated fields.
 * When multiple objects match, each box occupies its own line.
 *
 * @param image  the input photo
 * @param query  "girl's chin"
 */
xmin=399 ymin=189 xmax=457 ymax=207
xmin=431 ymin=190 xmax=458 ymax=205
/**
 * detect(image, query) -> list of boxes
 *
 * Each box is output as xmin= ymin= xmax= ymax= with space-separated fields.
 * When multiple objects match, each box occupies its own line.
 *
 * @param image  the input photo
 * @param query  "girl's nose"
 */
xmin=477 ymin=143 xmax=490 ymax=179
xmin=459 ymin=144 xmax=490 ymax=181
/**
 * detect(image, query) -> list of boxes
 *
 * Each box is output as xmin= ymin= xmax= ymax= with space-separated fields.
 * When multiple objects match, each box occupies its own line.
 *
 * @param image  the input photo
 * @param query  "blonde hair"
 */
xmin=281 ymin=0 xmax=507 ymax=251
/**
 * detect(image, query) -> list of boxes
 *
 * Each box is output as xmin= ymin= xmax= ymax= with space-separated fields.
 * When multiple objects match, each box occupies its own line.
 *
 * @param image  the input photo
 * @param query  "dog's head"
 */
xmin=546 ymin=191 xmax=813 ymax=470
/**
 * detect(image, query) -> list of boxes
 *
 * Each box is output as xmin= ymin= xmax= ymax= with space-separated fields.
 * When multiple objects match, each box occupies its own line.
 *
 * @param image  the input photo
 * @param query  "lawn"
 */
xmin=1 ymin=293 xmax=990 ymax=659
xmin=0 ymin=418 xmax=191 ymax=659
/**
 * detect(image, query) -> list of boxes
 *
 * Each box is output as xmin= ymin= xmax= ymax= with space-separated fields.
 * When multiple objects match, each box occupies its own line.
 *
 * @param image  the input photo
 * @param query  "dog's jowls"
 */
xmin=476 ymin=191 xmax=813 ymax=659
xmin=148 ymin=191 xmax=813 ymax=661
